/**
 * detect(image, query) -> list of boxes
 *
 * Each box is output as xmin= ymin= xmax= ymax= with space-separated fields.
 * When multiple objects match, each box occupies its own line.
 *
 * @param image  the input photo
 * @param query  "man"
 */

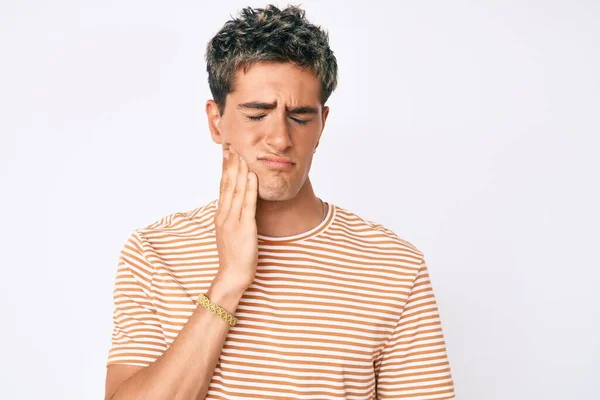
xmin=105 ymin=4 xmax=455 ymax=399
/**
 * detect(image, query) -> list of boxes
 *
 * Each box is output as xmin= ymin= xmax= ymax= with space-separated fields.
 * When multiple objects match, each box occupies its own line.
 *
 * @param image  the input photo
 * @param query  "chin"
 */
xmin=257 ymin=187 xmax=292 ymax=201
xmin=257 ymin=179 xmax=296 ymax=201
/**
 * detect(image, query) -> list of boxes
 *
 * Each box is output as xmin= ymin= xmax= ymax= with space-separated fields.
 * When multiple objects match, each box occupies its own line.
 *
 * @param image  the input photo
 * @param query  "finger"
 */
xmin=242 ymin=170 xmax=258 ymax=223
xmin=221 ymin=146 xmax=239 ymax=220
xmin=230 ymin=153 xmax=249 ymax=221
xmin=218 ymin=146 xmax=230 ymax=210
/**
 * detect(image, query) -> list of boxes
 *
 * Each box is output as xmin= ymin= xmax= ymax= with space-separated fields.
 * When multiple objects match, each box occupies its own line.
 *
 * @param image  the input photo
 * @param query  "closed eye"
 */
xmin=290 ymin=117 xmax=309 ymax=125
xmin=246 ymin=115 xmax=309 ymax=125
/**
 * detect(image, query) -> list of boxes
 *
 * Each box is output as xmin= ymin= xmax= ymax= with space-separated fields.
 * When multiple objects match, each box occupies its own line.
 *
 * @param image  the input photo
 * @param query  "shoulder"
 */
xmin=330 ymin=203 xmax=425 ymax=262
xmin=132 ymin=199 xmax=218 ymax=243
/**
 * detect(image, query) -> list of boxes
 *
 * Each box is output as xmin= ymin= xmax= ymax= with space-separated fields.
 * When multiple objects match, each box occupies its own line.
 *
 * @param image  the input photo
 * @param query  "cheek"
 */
xmin=296 ymin=130 xmax=320 ymax=152
xmin=221 ymin=119 xmax=250 ymax=144
xmin=238 ymin=124 xmax=264 ymax=145
xmin=223 ymin=125 xmax=262 ymax=159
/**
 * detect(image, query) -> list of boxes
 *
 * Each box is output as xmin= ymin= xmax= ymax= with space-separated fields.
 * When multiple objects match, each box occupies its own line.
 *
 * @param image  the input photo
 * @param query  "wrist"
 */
xmin=205 ymin=278 xmax=245 ymax=315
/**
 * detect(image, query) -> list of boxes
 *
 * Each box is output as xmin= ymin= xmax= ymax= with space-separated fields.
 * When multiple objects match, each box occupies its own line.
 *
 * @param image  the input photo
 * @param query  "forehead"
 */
xmin=231 ymin=62 xmax=321 ymax=103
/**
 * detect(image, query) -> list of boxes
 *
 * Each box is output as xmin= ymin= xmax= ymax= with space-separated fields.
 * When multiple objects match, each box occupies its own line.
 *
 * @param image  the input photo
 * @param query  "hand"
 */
xmin=213 ymin=145 xmax=259 ymax=296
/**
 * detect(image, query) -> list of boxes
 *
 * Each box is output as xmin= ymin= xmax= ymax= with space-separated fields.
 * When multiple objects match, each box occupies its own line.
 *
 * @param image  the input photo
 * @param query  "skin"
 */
xmin=104 ymin=61 xmax=330 ymax=399
xmin=206 ymin=61 xmax=330 ymax=238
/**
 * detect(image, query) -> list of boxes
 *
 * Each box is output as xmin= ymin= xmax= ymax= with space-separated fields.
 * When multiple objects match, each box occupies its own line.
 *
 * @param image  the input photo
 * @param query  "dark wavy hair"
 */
xmin=205 ymin=4 xmax=338 ymax=114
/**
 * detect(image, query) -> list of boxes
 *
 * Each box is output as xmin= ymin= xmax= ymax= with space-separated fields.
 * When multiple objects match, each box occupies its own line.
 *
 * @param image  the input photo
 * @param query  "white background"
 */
xmin=1 ymin=1 xmax=598 ymax=398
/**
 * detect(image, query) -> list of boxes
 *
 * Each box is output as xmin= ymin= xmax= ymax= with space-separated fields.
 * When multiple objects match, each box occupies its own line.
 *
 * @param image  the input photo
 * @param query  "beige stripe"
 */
xmin=107 ymin=201 xmax=455 ymax=399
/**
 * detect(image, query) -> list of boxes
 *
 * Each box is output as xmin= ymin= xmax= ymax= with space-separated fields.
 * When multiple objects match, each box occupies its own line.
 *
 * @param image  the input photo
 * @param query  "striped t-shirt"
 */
xmin=107 ymin=199 xmax=455 ymax=399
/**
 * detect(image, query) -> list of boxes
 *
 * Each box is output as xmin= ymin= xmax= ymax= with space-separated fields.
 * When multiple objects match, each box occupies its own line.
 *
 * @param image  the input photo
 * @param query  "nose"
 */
xmin=264 ymin=112 xmax=293 ymax=153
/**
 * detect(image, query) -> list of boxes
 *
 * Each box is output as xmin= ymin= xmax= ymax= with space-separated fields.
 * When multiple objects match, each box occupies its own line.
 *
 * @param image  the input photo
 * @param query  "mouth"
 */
xmin=259 ymin=156 xmax=295 ymax=170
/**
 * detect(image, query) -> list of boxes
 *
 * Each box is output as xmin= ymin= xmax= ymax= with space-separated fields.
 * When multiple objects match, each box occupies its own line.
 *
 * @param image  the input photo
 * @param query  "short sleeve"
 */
xmin=374 ymin=260 xmax=455 ymax=399
xmin=106 ymin=231 xmax=168 ymax=367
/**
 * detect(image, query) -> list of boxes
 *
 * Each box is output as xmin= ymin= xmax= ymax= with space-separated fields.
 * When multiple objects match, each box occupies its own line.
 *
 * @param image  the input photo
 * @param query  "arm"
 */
xmin=106 ymin=146 xmax=259 ymax=399
xmin=105 ymin=275 xmax=243 ymax=400
xmin=374 ymin=260 xmax=455 ymax=399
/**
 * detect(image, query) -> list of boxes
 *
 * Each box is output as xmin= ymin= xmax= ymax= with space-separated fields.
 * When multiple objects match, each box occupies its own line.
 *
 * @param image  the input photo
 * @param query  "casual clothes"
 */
xmin=107 ymin=199 xmax=455 ymax=399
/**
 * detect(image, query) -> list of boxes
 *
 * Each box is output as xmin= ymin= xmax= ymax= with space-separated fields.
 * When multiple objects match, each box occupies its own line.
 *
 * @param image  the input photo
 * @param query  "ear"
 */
xmin=206 ymin=99 xmax=223 ymax=145
xmin=314 ymin=105 xmax=330 ymax=152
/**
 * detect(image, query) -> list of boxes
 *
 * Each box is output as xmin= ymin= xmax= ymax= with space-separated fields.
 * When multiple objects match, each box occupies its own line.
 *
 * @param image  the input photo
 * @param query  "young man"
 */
xmin=105 ymin=5 xmax=455 ymax=400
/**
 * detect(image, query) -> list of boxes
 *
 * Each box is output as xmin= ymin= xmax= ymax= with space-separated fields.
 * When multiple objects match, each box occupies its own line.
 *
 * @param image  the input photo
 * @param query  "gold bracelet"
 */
xmin=194 ymin=293 xmax=238 ymax=327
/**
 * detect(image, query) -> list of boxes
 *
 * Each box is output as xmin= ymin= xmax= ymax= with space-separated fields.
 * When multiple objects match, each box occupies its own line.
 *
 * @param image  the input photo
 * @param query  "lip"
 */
xmin=259 ymin=155 xmax=295 ymax=170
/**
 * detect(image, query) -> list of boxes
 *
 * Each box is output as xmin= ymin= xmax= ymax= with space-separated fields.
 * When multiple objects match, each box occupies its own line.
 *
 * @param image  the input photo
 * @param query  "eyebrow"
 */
xmin=236 ymin=101 xmax=319 ymax=114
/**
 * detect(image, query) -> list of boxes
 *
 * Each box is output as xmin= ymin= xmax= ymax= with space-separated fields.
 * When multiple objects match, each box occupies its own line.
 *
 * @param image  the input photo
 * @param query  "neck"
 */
xmin=255 ymin=178 xmax=324 ymax=238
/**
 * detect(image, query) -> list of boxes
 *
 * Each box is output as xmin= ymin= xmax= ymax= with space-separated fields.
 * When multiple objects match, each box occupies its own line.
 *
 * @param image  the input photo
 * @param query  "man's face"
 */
xmin=209 ymin=62 xmax=329 ymax=201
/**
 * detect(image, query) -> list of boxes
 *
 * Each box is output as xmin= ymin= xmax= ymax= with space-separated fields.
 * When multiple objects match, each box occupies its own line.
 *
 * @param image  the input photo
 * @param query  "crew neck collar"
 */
xmin=258 ymin=201 xmax=335 ymax=244
xmin=210 ymin=199 xmax=336 ymax=244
